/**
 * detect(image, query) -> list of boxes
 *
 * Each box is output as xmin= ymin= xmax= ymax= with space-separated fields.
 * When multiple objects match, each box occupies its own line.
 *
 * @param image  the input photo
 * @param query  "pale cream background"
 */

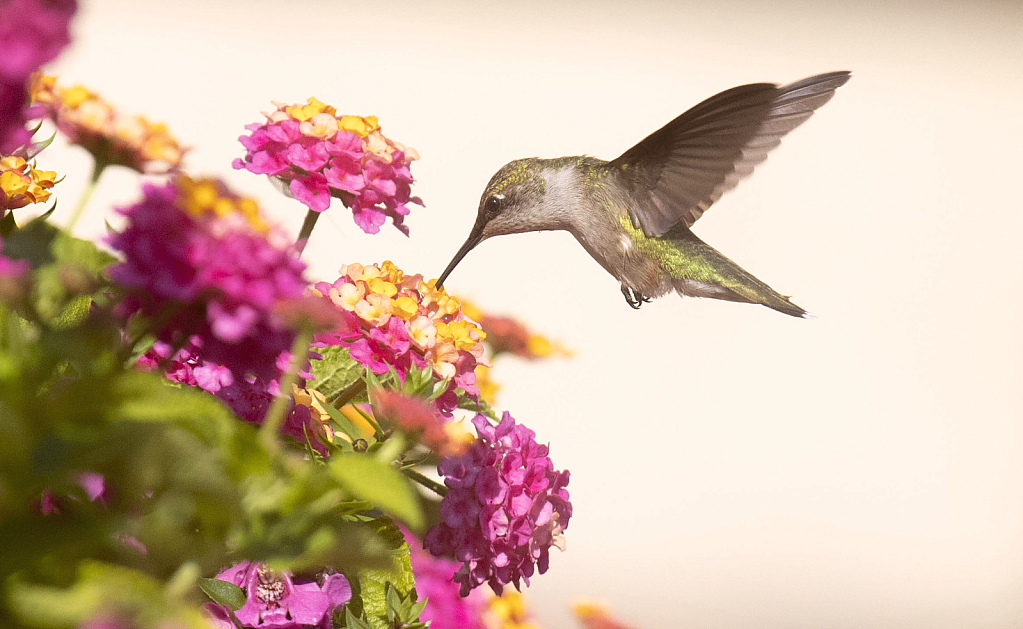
xmin=39 ymin=0 xmax=1023 ymax=627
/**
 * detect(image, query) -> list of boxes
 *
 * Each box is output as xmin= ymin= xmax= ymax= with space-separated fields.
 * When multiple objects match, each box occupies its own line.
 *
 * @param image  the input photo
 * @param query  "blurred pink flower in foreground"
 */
xmin=109 ymin=176 xmax=310 ymax=383
xmin=0 ymin=0 xmax=76 ymax=152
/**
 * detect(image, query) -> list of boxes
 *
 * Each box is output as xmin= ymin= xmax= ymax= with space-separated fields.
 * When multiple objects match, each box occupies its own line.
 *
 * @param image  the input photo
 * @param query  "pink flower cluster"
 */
xmin=109 ymin=176 xmax=309 ymax=383
xmin=0 ymin=0 xmax=76 ymax=152
xmin=232 ymin=98 xmax=422 ymax=235
xmin=425 ymin=413 xmax=572 ymax=596
xmin=313 ymin=262 xmax=486 ymax=417
xmin=203 ymin=561 xmax=351 ymax=629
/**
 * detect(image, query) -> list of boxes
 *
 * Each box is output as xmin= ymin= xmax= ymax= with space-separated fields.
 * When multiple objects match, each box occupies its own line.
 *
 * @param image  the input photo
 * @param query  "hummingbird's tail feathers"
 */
xmin=611 ymin=70 xmax=851 ymax=238
xmin=663 ymin=228 xmax=808 ymax=318
xmin=671 ymin=273 xmax=808 ymax=318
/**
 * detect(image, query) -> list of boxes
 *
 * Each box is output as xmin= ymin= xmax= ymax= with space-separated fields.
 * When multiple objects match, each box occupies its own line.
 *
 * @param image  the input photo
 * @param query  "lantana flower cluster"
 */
xmin=313 ymin=261 xmax=487 ymax=416
xmin=461 ymin=300 xmax=571 ymax=360
xmin=0 ymin=0 xmax=76 ymax=153
xmin=0 ymin=155 xmax=57 ymax=210
xmin=203 ymin=561 xmax=351 ymax=629
xmin=232 ymin=98 xmax=421 ymax=234
xmin=109 ymin=176 xmax=308 ymax=383
xmin=30 ymin=74 xmax=184 ymax=173
xmin=425 ymin=412 xmax=572 ymax=596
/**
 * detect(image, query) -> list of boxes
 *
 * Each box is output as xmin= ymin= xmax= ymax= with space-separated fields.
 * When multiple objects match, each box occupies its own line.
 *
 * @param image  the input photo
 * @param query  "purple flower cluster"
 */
xmin=232 ymin=100 xmax=422 ymax=235
xmin=0 ymin=0 xmax=76 ymax=152
xmin=109 ymin=177 xmax=309 ymax=383
xmin=203 ymin=561 xmax=351 ymax=629
xmin=425 ymin=413 xmax=572 ymax=596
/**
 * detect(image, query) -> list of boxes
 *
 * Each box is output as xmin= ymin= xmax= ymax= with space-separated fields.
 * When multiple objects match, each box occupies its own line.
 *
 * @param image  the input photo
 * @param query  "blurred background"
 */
xmin=40 ymin=0 xmax=1023 ymax=627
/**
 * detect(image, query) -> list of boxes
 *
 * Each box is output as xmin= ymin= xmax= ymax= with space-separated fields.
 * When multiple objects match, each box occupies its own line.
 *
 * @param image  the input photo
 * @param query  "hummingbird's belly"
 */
xmin=571 ymin=228 xmax=670 ymax=297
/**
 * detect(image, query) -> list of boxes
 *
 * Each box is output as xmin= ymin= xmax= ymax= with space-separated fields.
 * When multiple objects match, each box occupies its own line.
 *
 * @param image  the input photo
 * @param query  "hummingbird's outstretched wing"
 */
xmin=610 ymin=71 xmax=851 ymax=238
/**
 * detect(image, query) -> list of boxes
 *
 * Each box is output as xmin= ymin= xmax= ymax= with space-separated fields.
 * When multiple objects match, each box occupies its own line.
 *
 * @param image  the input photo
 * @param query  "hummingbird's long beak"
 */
xmin=435 ymin=219 xmax=486 ymax=289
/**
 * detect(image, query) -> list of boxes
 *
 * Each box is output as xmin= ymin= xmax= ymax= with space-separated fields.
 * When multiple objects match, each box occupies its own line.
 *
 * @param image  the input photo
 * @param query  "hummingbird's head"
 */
xmin=436 ymin=158 xmax=553 ymax=288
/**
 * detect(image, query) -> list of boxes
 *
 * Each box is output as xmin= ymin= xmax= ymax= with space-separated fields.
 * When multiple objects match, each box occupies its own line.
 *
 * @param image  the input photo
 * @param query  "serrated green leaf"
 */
xmin=350 ymin=545 xmax=415 ymax=629
xmin=310 ymin=345 xmax=365 ymax=400
xmin=330 ymin=454 xmax=422 ymax=529
xmin=198 ymin=578 xmax=246 ymax=611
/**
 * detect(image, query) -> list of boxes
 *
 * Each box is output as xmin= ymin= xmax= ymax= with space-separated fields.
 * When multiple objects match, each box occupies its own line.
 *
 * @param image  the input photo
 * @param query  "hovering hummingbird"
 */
xmin=435 ymin=71 xmax=850 ymax=317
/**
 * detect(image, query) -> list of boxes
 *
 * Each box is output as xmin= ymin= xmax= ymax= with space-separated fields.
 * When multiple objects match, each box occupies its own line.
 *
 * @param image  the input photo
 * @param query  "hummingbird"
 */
xmin=435 ymin=71 xmax=850 ymax=317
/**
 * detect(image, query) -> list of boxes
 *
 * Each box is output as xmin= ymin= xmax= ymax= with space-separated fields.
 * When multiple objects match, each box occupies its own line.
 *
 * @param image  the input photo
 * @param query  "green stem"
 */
xmin=259 ymin=327 xmax=313 ymax=453
xmin=401 ymin=467 xmax=448 ymax=497
xmin=294 ymin=209 xmax=320 ymax=255
xmin=330 ymin=378 xmax=366 ymax=408
xmin=66 ymin=160 xmax=106 ymax=232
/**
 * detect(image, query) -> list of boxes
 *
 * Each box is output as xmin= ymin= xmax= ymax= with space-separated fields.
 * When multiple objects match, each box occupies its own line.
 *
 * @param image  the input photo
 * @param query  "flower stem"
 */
xmin=66 ymin=159 xmax=106 ymax=232
xmin=401 ymin=467 xmax=448 ymax=497
xmin=330 ymin=378 xmax=366 ymax=408
xmin=294 ymin=209 xmax=320 ymax=255
xmin=260 ymin=327 xmax=313 ymax=454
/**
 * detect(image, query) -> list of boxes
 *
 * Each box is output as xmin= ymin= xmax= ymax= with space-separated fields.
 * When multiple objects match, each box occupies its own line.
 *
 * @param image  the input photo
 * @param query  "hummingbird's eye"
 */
xmin=484 ymin=195 xmax=503 ymax=215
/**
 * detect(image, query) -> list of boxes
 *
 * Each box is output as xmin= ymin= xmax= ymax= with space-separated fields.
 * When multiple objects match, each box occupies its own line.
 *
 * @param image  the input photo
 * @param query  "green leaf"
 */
xmin=52 ymin=294 xmax=92 ymax=330
xmin=198 ymin=577 xmax=246 ymax=611
xmin=1 ymin=217 xmax=58 ymax=268
xmin=345 ymin=607 xmax=374 ymax=629
xmin=25 ymin=130 xmax=57 ymax=158
xmin=310 ymin=345 xmax=365 ymax=401
xmin=0 ymin=210 xmax=16 ymax=237
xmin=330 ymin=454 xmax=423 ymax=529
xmin=51 ymin=230 xmax=117 ymax=276
xmin=348 ymin=542 xmax=415 ymax=629
xmin=372 ymin=433 xmax=405 ymax=465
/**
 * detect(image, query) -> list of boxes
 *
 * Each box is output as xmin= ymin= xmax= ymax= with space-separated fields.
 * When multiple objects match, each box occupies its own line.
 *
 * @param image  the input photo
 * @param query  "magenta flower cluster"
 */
xmin=108 ymin=177 xmax=309 ymax=383
xmin=425 ymin=412 xmax=572 ymax=596
xmin=232 ymin=101 xmax=422 ymax=235
xmin=0 ymin=0 xmax=76 ymax=152
xmin=203 ymin=561 xmax=351 ymax=629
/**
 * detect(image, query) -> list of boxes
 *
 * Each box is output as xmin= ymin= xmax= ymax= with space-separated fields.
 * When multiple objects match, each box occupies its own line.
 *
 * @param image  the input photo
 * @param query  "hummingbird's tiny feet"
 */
xmin=621 ymin=286 xmax=645 ymax=309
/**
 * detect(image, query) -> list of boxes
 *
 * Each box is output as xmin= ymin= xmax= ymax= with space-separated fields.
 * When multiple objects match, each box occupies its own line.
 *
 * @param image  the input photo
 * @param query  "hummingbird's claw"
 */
xmin=621 ymin=286 xmax=647 ymax=309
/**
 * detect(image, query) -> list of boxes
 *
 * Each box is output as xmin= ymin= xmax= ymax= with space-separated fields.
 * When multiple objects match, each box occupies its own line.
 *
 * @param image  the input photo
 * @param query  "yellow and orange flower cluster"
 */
xmin=572 ymin=601 xmax=636 ymax=629
xmin=484 ymin=591 xmax=539 ymax=629
xmin=0 ymin=155 xmax=58 ymax=211
xmin=173 ymin=175 xmax=268 ymax=233
xmin=460 ymin=300 xmax=572 ymax=360
xmin=316 ymin=261 xmax=487 ymax=382
xmin=276 ymin=97 xmax=420 ymax=163
xmin=30 ymin=74 xmax=184 ymax=173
